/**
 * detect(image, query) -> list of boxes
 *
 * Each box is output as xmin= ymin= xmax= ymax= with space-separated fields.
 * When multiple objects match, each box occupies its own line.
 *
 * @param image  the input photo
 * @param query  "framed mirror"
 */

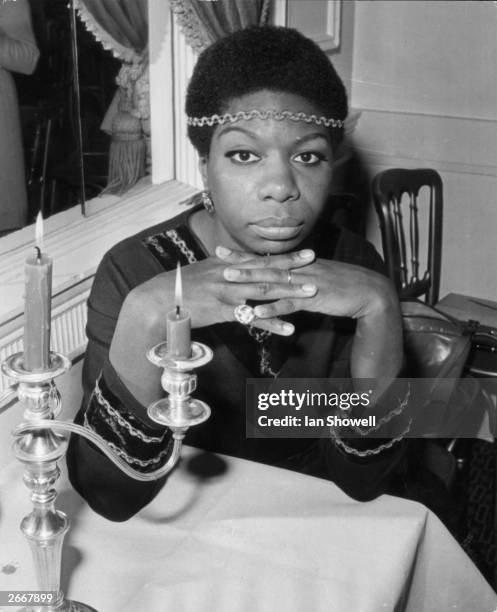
xmin=2 ymin=0 xmax=123 ymax=238
xmin=3 ymin=0 xmax=79 ymax=236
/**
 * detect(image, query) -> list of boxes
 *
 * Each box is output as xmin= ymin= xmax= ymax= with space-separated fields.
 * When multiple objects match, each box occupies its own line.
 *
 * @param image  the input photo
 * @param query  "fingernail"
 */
xmin=224 ymin=268 xmax=240 ymax=280
xmin=302 ymin=283 xmax=316 ymax=293
xmin=282 ymin=323 xmax=294 ymax=334
xmin=298 ymin=249 xmax=314 ymax=259
xmin=216 ymin=246 xmax=232 ymax=257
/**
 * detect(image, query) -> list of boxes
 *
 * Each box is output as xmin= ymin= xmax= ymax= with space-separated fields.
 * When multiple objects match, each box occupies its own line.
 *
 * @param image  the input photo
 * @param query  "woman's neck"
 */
xmin=188 ymin=208 xmax=217 ymax=255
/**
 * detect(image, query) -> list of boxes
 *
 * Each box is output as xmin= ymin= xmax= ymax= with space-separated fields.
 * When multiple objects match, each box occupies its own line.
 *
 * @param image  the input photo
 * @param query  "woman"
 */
xmin=0 ymin=0 xmax=39 ymax=233
xmin=67 ymin=26 xmax=407 ymax=522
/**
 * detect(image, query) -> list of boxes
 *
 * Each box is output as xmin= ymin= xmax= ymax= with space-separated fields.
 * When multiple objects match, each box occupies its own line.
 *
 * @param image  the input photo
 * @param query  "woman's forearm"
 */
xmin=109 ymin=289 xmax=170 ymax=407
xmin=350 ymin=291 xmax=404 ymax=383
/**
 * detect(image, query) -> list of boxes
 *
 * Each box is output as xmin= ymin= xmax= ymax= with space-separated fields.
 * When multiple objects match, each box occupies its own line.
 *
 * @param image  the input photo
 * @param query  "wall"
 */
xmin=283 ymin=0 xmax=355 ymax=94
xmin=325 ymin=0 xmax=355 ymax=96
xmin=350 ymin=0 xmax=497 ymax=301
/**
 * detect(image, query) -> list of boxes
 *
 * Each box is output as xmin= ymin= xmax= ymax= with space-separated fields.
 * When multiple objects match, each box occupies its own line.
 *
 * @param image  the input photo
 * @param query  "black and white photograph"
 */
xmin=0 ymin=1 xmax=496 ymax=610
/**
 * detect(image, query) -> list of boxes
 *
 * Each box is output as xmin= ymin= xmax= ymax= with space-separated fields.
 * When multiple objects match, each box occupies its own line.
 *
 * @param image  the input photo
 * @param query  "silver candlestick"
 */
xmin=2 ymin=340 xmax=213 ymax=611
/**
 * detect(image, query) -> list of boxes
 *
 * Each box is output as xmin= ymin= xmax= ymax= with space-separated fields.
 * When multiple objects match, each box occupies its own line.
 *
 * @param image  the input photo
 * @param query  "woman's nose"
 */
xmin=257 ymin=158 xmax=300 ymax=203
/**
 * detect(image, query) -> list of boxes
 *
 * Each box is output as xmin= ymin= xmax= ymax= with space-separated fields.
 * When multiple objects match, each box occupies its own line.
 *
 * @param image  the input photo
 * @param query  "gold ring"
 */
xmin=287 ymin=269 xmax=293 ymax=285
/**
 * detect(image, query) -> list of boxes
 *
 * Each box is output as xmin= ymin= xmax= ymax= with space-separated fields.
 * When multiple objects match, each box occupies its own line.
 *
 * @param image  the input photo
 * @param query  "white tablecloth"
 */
xmin=1 ymin=447 xmax=496 ymax=612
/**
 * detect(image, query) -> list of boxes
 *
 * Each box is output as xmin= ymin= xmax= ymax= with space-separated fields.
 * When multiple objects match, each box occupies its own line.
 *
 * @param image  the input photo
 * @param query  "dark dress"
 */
xmin=67 ymin=206 xmax=406 ymax=521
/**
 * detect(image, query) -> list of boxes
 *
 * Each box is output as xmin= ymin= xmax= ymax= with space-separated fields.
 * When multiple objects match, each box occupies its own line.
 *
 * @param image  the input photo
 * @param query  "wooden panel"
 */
xmin=280 ymin=0 xmax=341 ymax=51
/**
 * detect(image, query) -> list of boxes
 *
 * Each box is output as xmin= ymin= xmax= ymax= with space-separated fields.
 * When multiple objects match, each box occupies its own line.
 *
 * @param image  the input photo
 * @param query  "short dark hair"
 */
xmin=185 ymin=25 xmax=348 ymax=157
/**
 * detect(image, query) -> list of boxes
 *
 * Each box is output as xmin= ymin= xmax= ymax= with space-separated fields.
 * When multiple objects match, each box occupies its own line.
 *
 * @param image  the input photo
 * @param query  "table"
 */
xmin=437 ymin=293 xmax=497 ymax=329
xmin=1 ymin=447 xmax=496 ymax=612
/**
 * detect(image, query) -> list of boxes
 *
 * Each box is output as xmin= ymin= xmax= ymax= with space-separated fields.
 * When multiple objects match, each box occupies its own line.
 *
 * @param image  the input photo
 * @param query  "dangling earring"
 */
xmin=201 ymin=190 xmax=215 ymax=214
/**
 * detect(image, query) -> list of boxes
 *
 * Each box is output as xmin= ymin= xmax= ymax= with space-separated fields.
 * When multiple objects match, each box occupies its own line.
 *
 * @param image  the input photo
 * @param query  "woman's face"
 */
xmin=199 ymin=90 xmax=335 ymax=254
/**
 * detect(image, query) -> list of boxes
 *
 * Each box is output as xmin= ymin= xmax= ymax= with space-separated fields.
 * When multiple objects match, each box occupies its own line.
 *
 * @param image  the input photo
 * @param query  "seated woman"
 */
xmin=67 ymin=25 xmax=408 ymax=522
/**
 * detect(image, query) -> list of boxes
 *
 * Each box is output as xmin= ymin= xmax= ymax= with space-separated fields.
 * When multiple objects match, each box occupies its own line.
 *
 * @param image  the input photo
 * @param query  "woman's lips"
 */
xmin=250 ymin=218 xmax=304 ymax=241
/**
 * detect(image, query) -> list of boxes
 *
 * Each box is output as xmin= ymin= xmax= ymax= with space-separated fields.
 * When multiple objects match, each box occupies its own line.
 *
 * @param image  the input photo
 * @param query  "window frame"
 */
xmin=0 ymin=1 xmax=178 ymax=327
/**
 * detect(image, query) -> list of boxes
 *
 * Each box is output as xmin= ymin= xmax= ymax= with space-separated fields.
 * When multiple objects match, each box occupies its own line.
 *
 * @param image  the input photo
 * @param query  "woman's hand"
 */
xmin=219 ymin=247 xmax=391 ymax=320
xmin=109 ymin=249 xmax=319 ymax=405
xmin=219 ymin=247 xmax=403 ymax=381
xmin=126 ymin=249 xmax=317 ymax=336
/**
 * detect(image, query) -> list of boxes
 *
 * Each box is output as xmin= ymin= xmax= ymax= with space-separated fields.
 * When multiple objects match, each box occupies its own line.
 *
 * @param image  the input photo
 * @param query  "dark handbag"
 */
xmin=401 ymin=299 xmax=472 ymax=379
xmin=400 ymin=299 xmax=496 ymax=438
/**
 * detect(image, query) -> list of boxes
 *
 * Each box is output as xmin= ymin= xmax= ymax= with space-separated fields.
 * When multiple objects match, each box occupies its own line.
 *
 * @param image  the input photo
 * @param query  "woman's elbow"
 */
xmin=66 ymin=435 xmax=167 ymax=522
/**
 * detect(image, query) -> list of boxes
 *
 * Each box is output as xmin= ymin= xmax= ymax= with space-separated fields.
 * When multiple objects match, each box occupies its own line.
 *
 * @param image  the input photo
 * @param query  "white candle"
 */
xmin=166 ymin=262 xmax=191 ymax=358
xmin=23 ymin=213 xmax=52 ymax=371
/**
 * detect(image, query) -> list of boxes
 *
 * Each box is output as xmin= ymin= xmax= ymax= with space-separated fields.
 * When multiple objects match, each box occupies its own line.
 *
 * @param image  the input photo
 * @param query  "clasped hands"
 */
xmin=177 ymin=245 xmax=396 ymax=337
xmin=114 ymin=244 xmax=402 ymax=396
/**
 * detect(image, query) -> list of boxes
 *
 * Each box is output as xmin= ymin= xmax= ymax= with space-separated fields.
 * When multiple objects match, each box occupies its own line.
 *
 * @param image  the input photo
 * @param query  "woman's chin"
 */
xmin=250 ymin=237 xmax=307 ymax=255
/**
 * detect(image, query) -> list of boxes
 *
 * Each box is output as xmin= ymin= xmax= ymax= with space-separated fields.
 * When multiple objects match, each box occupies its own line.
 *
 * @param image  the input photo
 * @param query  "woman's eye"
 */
xmin=226 ymin=150 xmax=260 ymax=164
xmin=294 ymin=151 xmax=326 ymax=166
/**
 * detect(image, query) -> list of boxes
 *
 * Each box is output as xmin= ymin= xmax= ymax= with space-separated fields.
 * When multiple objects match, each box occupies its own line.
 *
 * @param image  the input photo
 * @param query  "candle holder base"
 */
xmin=146 ymin=340 xmax=213 ymax=435
xmin=148 ymin=397 xmax=211 ymax=430
xmin=1 ymin=351 xmax=101 ymax=612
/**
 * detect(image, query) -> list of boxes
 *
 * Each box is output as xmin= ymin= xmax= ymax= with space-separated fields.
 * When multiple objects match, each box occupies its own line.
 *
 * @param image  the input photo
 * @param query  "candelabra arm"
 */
xmin=13 ymin=420 xmax=184 ymax=482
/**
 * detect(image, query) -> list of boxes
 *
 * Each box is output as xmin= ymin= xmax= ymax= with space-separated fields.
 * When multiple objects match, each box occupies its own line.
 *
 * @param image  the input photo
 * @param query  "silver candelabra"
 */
xmin=1 ymin=340 xmax=213 ymax=612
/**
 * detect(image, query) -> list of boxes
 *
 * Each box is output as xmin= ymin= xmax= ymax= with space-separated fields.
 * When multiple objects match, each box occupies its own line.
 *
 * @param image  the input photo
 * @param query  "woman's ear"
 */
xmin=198 ymin=157 xmax=208 ymax=187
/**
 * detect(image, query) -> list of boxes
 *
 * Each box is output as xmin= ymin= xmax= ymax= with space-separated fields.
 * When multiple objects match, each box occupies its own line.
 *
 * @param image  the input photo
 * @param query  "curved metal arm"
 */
xmin=13 ymin=420 xmax=183 ymax=482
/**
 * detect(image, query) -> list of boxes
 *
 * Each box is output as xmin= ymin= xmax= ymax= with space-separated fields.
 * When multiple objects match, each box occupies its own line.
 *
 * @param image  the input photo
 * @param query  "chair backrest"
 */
xmin=372 ymin=168 xmax=443 ymax=305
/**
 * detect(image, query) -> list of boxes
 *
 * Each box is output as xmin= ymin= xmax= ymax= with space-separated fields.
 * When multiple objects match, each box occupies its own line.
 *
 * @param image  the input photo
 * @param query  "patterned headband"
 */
xmin=186 ymin=109 xmax=345 ymax=129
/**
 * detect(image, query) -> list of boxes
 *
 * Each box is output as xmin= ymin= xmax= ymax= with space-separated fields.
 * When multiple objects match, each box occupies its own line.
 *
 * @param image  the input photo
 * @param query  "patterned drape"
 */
xmin=170 ymin=0 xmax=272 ymax=53
xmin=74 ymin=0 xmax=149 ymax=195
xmin=76 ymin=0 xmax=273 ymax=194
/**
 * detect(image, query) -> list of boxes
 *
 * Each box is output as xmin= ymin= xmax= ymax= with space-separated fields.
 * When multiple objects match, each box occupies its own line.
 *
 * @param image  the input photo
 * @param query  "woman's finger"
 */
xmin=251 ymin=316 xmax=295 ymax=336
xmin=215 ymin=246 xmax=256 ymax=264
xmin=225 ymin=298 xmax=294 ymax=336
xmin=223 ymin=266 xmax=316 ymax=285
xmin=224 ymin=249 xmax=316 ymax=270
xmin=254 ymin=299 xmax=304 ymax=319
xmin=220 ymin=281 xmax=317 ymax=303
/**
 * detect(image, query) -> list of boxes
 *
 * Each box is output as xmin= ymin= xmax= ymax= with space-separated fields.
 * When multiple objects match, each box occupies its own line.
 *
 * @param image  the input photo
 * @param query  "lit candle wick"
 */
xmin=176 ymin=304 xmax=181 ymax=318
xmin=35 ymin=211 xmax=44 ymax=254
xmin=174 ymin=261 xmax=183 ymax=309
xmin=35 ymin=246 xmax=42 ymax=262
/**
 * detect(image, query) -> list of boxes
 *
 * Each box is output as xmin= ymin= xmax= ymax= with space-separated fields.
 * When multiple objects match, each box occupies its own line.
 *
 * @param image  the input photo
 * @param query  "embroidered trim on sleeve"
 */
xmin=94 ymin=377 xmax=167 ymax=443
xmin=83 ymin=374 xmax=174 ymax=472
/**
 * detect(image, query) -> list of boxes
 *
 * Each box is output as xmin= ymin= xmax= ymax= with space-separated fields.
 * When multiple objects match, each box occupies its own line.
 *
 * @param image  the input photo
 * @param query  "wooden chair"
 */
xmin=372 ymin=168 xmax=443 ymax=305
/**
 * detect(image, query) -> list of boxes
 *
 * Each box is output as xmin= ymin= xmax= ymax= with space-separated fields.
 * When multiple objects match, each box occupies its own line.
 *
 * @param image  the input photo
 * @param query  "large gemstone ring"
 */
xmin=234 ymin=304 xmax=256 ymax=325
